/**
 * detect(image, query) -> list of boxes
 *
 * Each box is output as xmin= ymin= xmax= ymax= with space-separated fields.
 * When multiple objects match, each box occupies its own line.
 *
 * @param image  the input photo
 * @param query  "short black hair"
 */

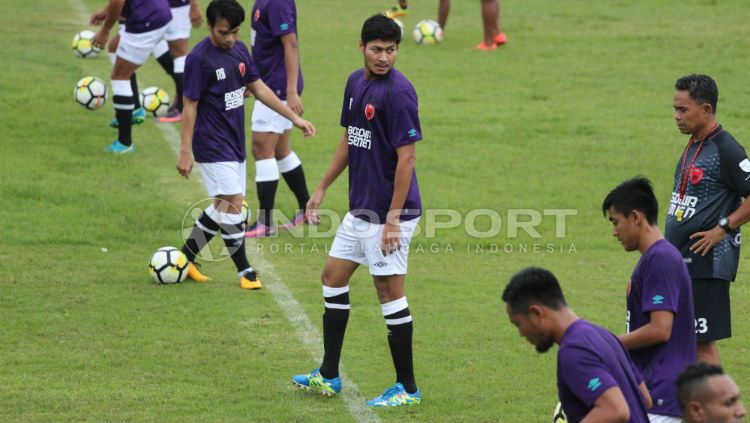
xmin=361 ymin=14 xmax=401 ymax=45
xmin=206 ymin=0 xmax=245 ymax=29
xmin=601 ymin=177 xmax=659 ymax=225
xmin=675 ymin=74 xmax=719 ymax=114
xmin=502 ymin=267 xmax=567 ymax=314
xmin=676 ymin=363 xmax=726 ymax=412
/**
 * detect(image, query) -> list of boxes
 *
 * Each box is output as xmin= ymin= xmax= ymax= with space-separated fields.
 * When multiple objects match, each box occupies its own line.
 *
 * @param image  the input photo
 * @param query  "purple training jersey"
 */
xmin=183 ymin=38 xmax=260 ymax=163
xmin=627 ymin=239 xmax=697 ymax=417
xmin=250 ymin=0 xmax=303 ymax=100
xmin=122 ymin=0 xmax=171 ymax=34
xmin=340 ymin=68 xmax=422 ymax=223
xmin=558 ymin=319 xmax=649 ymax=423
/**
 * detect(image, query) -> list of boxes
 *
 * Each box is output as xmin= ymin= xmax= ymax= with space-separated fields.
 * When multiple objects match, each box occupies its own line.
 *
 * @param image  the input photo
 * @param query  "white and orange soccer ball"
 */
xmin=74 ymin=76 xmax=107 ymax=110
xmin=140 ymin=86 xmax=171 ymax=117
xmin=148 ymin=246 xmax=189 ymax=284
xmin=412 ymin=19 xmax=443 ymax=45
xmin=72 ymin=30 xmax=100 ymax=58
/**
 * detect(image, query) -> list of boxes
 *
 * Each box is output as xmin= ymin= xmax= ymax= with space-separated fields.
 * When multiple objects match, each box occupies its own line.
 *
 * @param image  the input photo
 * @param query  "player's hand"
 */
xmin=306 ymin=189 xmax=325 ymax=224
xmin=689 ymin=226 xmax=726 ymax=256
xmin=90 ymin=9 xmax=107 ymax=25
xmin=293 ymin=117 xmax=316 ymax=137
xmin=92 ymin=28 xmax=109 ymax=50
xmin=287 ymin=93 xmax=303 ymax=116
xmin=189 ymin=4 xmax=203 ymax=28
xmin=381 ymin=221 xmax=401 ymax=256
xmin=243 ymin=87 xmax=254 ymax=98
xmin=177 ymin=151 xmax=193 ymax=178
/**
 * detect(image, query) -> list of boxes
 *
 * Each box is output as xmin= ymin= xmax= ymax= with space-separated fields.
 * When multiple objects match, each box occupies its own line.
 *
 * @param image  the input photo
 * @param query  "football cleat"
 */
xmin=186 ymin=262 xmax=211 ymax=282
xmin=292 ymin=368 xmax=342 ymax=396
xmin=239 ymin=269 xmax=262 ymax=290
xmin=245 ymin=222 xmax=276 ymax=238
xmin=155 ymin=106 xmax=182 ymax=123
xmin=367 ymin=383 xmax=421 ymax=407
xmin=475 ymin=41 xmax=497 ymax=51
xmin=494 ymin=32 xmax=508 ymax=45
xmin=110 ymin=107 xmax=147 ymax=128
xmin=104 ymin=139 xmax=135 ymax=154
xmin=385 ymin=4 xmax=408 ymax=19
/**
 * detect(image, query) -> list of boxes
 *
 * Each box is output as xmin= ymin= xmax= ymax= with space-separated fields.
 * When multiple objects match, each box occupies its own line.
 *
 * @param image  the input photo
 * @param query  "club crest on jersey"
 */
xmin=254 ymin=10 xmax=260 ymax=22
xmin=690 ymin=167 xmax=703 ymax=185
xmin=239 ymin=62 xmax=246 ymax=77
xmin=365 ymin=104 xmax=375 ymax=120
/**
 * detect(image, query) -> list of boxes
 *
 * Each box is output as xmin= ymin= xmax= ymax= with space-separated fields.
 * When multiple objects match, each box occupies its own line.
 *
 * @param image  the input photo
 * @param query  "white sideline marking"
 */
xmin=67 ymin=1 xmax=380 ymax=421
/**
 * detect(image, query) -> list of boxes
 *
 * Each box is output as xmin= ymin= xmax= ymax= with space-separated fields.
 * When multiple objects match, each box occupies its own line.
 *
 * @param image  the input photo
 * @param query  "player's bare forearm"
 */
xmin=387 ymin=143 xmax=416 ymax=222
xmin=103 ymin=0 xmax=124 ymax=30
xmin=639 ymin=382 xmax=653 ymax=409
xmin=177 ymin=98 xmax=197 ymax=178
xmin=281 ymin=33 xmax=301 ymax=109
xmin=317 ymin=132 xmax=349 ymax=192
xmin=728 ymin=196 xmax=750 ymax=229
xmin=248 ymin=80 xmax=298 ymax=122
xmin=618 ymin=310 xmax=673 ymax=350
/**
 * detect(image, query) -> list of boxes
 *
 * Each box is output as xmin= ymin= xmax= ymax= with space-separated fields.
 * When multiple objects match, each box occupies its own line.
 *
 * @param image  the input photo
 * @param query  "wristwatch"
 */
xmin=719 ymin=216 xmax=731 ymax=231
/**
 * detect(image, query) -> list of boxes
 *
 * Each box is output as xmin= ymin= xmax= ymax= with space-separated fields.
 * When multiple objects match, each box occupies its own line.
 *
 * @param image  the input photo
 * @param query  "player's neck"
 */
xmin=692 ymin=119 xmax=718 ymax=143
xmin=638 ymin=226 xmax=663 ymax=254
xmin=553 ymin=308 xmax=579 ymax=344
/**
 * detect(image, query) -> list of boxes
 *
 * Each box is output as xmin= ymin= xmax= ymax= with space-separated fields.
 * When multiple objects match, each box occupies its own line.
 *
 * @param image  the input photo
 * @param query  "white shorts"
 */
xmin=196 ymin=161 xmax=246 ymax=197
xmin=648 ymin=414 xmax=681 ymax=423
xmin=117 ymin=25 xmax=169 ymax=65
xmin=164 ymin=6 xmax=191 ymax=41
xmin=329 ymin=212 xmax=420 ymax=276
xmin=251 ymin=100 xmax=293 ymax=134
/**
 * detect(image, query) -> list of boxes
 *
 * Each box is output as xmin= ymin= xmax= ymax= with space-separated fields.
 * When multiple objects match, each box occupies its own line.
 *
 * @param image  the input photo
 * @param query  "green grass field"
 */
xmin=2 ymin=0 xmax=750 ymax=421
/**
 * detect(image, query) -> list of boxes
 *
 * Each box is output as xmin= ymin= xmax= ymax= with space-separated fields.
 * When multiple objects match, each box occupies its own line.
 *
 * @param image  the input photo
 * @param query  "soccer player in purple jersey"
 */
xmin=677 ymin=364 xmax=746 ymax=423
xmin=666 ymin=74 xmax=750 ymax=365
xmin=92 ymin=0 xmax=172 ymax=154
xmin=291 ymin=14 xmax=423 ymax=407
xmin=504 ymin=267 xmax=653 ymax=423
xmin=175 ymin=0 xmax=314 ymax=289
xmin=245 ymin=0 xmax=311 ymax=237
xmin=603 ymin=177 xmax=697 ymax=423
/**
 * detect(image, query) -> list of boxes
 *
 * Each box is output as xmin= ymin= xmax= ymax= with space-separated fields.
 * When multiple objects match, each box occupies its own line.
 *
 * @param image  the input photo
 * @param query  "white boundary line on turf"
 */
xmin=67 ymin=2 xmax=380 ymax=421
xmin=156 ymin=124 xmax=381 ymax=423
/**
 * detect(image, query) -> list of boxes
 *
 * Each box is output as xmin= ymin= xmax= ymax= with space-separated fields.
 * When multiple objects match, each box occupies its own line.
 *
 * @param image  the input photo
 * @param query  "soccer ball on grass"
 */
xmin=412 ymin=19 xmax=443 ymax=45
xmin=140 ymin=86 xmax=171 ymax=117
xmin=149 ymin=246 xmax=189 ymax=284
xmin=74 ymin=76 xmax=107 ymax=110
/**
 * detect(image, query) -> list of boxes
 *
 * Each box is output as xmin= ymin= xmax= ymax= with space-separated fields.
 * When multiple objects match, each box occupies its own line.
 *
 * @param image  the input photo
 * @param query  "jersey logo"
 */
xmin=365 ymin=104 xmax=375 ymax=120
xmin=652 ymin=295 xmax=664 ymax=305
xmin=587 ymin=378 xmax=602 ymax=392
xmin=216 ymin=68 xmax=226 ymax=81
xmin=239 ymin=62 xmax=246 ymax=77
xmin=740 ymin=159 xmax=750 ymax=172
xmin=254 ymin=9 xmax=260 ymax=22
xmin=408 ymin=128 xmax=417 ymax=138
xmin=690 ymin=167 xmax=703 ymax=185
xmin=280 ymin=23 xmax=289 ymax=31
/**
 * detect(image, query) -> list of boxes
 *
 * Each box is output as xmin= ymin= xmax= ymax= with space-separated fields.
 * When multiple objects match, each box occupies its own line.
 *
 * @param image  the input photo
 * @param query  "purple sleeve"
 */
xmin=183 ymin=54 xmax=206 ymax=101
xmin=388 ymin=89 xmax=422 ymax=148
xmin=268 ymin=0 xmax=296 ymax=37
xmin=340 ymin=77 xmax=351 ymax=128
xmin=558 ymin=346 xmax=619 ymax=408
xmin=241 ymin=46 xmax=261 ymax=84
xmin=640 ymin=254 xmax=680 ymax=314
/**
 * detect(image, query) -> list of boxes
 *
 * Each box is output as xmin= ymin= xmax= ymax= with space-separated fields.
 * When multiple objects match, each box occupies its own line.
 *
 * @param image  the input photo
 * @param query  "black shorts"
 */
xmin=692 ymin=278 xmax=732 ymax=342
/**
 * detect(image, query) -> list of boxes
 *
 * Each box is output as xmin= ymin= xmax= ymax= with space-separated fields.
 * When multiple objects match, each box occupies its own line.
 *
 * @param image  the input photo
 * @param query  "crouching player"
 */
xmin=176 ymin=0 xmax=315 ymax=289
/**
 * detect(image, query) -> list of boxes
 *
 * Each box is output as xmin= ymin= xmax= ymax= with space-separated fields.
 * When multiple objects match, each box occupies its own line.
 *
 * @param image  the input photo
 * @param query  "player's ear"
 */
xmin=686 ymin=401 xmax=703 ymax=421
xmin=528 ymin=304 xmax=544 ymax=319
xmin=359 ymin=40 xmax=365 ymax=54
xmin=702 ymin=102 xmax=714 ymax=117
